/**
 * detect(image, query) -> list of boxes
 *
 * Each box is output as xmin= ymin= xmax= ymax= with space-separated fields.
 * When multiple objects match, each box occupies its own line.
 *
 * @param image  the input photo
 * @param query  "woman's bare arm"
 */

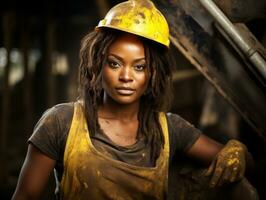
xmin=186 ymin=134 xmax=223 ymax=165
xmin=12 ymin=144 xmax=56 ymax=200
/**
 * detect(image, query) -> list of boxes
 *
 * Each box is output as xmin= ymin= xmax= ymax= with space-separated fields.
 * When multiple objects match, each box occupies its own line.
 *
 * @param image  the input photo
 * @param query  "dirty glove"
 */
xmin=205 ymin=139 xmax=247 ymax=187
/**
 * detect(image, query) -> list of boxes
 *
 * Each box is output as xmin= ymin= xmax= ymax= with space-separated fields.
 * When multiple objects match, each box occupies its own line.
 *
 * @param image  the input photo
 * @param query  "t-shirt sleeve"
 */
xmin=28 ymin=103 xmax=74 ymax=161
xmin=167 ymin=113 xmax=201 ymax=159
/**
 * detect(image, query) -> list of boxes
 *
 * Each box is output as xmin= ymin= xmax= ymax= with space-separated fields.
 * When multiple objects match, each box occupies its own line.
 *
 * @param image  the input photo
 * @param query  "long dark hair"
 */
xmin=78 ymin=28 xmax=173 ymax=160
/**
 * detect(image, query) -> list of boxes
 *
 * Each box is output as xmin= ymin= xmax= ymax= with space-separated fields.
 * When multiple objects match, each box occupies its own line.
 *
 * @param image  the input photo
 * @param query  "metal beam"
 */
xmin=199 ymin=0 xmax=266 ymax=80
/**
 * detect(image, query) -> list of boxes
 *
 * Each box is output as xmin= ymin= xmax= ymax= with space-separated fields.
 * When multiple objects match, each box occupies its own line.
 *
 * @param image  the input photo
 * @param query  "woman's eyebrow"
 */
xmin=107 ymin=54 xmax=122 ymax=61
xmin=108 ymin=53 xmax=145 ymax=63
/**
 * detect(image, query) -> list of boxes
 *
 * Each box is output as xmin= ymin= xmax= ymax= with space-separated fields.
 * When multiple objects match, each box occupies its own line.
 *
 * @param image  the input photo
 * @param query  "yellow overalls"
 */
xmin=61 ymin=102 xmax=170 ymax=199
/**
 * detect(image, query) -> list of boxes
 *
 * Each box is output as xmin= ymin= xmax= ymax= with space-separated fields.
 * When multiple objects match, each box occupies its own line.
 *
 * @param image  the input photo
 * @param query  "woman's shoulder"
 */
xmin=166 ymin=112 xmax=189 ymax=126
xmin=48 ymin=102 xmax=75 ymax=116
xmin=31 ymin=102 xmax=75 ymax=144
xmin=39 ymin=102 xmax=75 ymax=135
xmin=166 ymin=112 xmax=198 ymax=129
xmin=165 ymin=112 xmax=201 ymax=156
xmin=28 ymin=102 xmax=75 ymax=161
xmin=37 ymin=102 xmax=75 ymax=125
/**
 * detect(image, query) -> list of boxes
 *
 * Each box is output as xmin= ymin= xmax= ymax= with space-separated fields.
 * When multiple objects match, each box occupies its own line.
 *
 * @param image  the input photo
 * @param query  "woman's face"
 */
xmin=102 ymin=33 xmax=149 ymax=106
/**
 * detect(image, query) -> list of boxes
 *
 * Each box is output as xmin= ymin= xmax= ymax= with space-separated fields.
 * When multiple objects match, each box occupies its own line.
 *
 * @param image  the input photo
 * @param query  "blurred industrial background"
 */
xmin=0 ymin=0 xmax=265 ymax=199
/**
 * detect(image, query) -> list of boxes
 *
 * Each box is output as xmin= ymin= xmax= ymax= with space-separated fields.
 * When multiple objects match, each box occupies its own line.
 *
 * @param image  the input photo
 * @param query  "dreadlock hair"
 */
xmin=78 ymin=28 xmax=173 ymax=161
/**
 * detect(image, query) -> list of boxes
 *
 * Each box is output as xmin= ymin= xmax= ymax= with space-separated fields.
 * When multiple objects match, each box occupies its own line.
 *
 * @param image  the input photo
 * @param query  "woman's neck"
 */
xmin=98 ymin=98 xmax=140 ymax=122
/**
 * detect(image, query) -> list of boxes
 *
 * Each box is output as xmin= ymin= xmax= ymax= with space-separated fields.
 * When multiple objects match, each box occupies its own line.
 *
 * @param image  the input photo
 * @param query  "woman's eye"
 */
xmin=108 ymin=60 xmax=120 ymax=68
xmin=134 ymin=64 xmax=146 ymax=71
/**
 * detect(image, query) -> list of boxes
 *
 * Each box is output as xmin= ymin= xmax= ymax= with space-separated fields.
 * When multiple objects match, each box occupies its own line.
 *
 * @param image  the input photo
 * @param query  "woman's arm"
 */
xmin=12 ymin=144 xmax=56 ymax=200
xmin=186 ymin=134 xmax=253 ymax=187
xmin=186 ymin=134 xmax=223 ymax=165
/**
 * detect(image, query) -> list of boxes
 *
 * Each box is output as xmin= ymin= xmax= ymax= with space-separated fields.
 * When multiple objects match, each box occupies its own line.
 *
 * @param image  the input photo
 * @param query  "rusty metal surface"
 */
xmin=154 ymin=0 xmax=266 ymax=140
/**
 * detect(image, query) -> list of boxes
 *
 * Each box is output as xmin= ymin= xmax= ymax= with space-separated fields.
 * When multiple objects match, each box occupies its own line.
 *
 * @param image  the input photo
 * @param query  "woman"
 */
xmin=12 ymin=0 xmax=250 ymax=199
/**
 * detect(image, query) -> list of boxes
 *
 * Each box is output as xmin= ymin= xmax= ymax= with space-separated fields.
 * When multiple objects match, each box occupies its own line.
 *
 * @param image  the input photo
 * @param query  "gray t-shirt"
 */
xmin=29 ymin=102 xmax=201 ymax=180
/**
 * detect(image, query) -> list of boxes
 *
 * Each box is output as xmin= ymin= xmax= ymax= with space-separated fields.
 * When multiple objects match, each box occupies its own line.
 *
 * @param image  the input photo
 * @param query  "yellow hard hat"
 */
xmin=96 ymin=0 xmax=170 ymax=48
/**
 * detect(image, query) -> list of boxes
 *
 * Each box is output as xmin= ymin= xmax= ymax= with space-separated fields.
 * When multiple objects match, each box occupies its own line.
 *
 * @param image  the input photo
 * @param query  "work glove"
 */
xmin=205 ymin=139 xmax=247 ymax=187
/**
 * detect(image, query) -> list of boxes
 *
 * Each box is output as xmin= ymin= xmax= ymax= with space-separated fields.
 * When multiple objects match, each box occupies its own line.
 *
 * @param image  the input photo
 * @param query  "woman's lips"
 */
xmin=116 ymin=87 xmax=135 ymax=95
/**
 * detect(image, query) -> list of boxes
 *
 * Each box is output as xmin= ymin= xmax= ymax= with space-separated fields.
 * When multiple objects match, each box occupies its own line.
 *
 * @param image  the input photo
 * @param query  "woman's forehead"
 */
xmin=107 ymin=33 xmax=145 ymax=59
xmin=109 ymin=33 xmax=144 ymax=50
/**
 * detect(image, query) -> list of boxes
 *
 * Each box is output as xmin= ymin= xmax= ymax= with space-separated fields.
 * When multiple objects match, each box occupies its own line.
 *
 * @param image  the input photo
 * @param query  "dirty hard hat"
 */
xmin=96 ymin=0 xmax=170 ymax=48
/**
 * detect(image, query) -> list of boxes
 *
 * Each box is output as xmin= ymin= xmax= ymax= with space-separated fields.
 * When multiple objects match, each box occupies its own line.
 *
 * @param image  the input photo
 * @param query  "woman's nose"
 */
xmin=119 ymin=67 xmax=133 ymax=82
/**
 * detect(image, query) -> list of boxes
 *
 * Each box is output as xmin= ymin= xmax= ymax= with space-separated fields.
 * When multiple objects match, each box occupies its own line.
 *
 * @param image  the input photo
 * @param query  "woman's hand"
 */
xmin=205 ymin=139 xmax=247 ymax=187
